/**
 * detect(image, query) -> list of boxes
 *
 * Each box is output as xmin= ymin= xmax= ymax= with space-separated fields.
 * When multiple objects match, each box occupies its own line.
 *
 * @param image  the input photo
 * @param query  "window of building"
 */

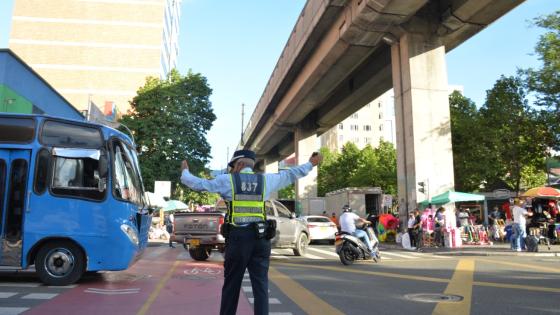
xmin=379 ymin=125 xmax=383 ymax=131
xmin=338 ymin=123 xmax=343 ymax=130
xmin=365 ymin=137 xmax=372 ymax=144
xmin=363 ymin=125 xmax=371 ymax=131
xmin=378 ymin=102 xmax=382 ymax=108
xmin=339 ymin=135 xmax=344 ymax=143
xmin=379 ymin=112 xmax=383 ymax=119
xmin=351 ymin=113 xmax=359 ymax=119
xmin=350 ymin=125 xmax=359 ymax=131
xmin=354 ymin=137 xmax=360 ymax=143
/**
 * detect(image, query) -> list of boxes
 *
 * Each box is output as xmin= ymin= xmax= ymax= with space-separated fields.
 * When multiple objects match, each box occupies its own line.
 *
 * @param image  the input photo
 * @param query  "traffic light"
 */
xmin=418 ymin=181 xmax=425 ymax=194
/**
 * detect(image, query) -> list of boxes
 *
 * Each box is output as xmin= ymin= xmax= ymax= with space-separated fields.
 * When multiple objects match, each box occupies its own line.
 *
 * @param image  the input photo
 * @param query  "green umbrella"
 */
xmin=419 ymin=190 xmax=485 ymax=207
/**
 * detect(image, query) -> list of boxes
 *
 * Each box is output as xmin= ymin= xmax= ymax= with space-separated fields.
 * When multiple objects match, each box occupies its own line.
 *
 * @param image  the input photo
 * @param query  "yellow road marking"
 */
xmin=274 ymin=260 xmax=560 ymax=296
xmin=432 ymin=259 xmax=474 ymax=315
xmin=274 ymin=262 xmax=450 ymax=284
xmin=476 ymin=257 xmax=560 ymax=274
xmin=269 ymin=267 xmax=344 ymax=315
xmin=137 ymin=260 xmax=180 ymax=315
xmin=474 ymin=281 xmax=560 ymax=293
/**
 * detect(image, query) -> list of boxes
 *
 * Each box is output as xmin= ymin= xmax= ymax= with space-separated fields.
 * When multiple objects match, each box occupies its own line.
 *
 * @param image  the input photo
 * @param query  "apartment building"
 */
xmin=320 ymin=90 xmax=396 ymax=152
xmin=9 ymin=0 xmax=181 ymax=116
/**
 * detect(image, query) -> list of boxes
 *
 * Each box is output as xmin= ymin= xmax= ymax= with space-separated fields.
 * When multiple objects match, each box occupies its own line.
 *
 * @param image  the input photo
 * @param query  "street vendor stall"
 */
xmin=522 ymin=186 xmax=560 ymax=245
xmin=419 ymin=190 xmax=487 ymax=247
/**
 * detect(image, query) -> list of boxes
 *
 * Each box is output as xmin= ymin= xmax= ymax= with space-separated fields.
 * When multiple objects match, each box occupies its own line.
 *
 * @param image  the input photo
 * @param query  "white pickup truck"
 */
xmin=173 ymin=199 xmax=310 ymax=261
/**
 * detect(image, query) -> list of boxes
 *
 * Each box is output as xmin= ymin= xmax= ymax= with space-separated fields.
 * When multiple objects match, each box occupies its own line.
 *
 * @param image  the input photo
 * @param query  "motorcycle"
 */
xmin=335 ymin=223 xmax=380 ymax=265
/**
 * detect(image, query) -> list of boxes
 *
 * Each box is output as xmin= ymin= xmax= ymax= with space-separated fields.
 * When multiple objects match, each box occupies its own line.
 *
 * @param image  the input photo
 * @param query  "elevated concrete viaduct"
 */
xmin=242 ymin=0 xmax=524 ymax=219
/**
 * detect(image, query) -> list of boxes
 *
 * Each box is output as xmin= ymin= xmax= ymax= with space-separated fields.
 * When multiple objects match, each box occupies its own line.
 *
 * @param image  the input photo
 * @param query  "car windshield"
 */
xmin=307 ymin=217 xmax=331 ymax=223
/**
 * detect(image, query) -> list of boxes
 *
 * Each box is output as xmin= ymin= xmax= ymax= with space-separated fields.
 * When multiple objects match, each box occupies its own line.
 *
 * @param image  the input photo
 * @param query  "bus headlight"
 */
xmin=121 ymin=224 xmax=139 ymax=246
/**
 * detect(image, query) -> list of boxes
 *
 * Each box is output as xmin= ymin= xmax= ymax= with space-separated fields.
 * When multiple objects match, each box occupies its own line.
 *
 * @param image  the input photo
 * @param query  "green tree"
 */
xmin=278 ymin=184 xmax=295 ymax=199
xmin=119 ymin=69 xmax=216 ymax=196
xmin=317 ymin=141 xmax=397 ymax=196
xmin=449 ymin=91 xmax=488 ymax=191
xmin=317 ymin=147 xmax=340 ymax=196
xmin=479 ymin=75 xmax=549 ymax=194
xmin=523 ymin=11 xmax=560 ymax=113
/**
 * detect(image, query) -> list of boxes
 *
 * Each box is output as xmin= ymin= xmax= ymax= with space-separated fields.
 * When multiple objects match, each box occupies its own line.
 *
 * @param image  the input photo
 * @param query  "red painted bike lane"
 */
xmin=25 ymin=246 xmax=253 ymax=315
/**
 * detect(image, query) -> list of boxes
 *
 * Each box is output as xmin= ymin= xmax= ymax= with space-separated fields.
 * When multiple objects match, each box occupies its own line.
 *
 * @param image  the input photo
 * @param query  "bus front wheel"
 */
xmin=36 ymin=241 xmax=85 ymax=286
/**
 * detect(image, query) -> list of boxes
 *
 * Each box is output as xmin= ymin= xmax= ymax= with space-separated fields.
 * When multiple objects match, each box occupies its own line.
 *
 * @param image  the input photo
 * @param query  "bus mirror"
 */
xmin=99 ymin=155 xmax=108 ymax=178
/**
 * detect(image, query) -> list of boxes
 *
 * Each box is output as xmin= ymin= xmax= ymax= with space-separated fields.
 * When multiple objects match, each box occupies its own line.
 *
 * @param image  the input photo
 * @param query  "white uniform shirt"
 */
xmin=512 ymin=206 xmax=528 ymax=225
xmin=407 ymin=216 xmax=416 ymax=229
xmin=339 ymin=212 xmax=360 ymax=234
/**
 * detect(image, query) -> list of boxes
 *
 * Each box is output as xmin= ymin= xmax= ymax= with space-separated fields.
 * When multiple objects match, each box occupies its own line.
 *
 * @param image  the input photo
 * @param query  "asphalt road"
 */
xmin=1 ymin=243 xmax=559 ymax=315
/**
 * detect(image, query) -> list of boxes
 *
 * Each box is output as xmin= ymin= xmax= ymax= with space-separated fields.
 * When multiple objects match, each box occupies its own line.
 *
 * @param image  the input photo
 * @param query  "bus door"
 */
xmin=0 ymin=149 xmax=31 ymax=267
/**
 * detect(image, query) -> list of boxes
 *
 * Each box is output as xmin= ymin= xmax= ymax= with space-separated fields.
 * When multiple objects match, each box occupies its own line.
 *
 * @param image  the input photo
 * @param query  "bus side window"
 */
xmin=51 ymin=152 xmax=106 ymax=201
xmin=34 ymin=148 xmax=50 ymax=195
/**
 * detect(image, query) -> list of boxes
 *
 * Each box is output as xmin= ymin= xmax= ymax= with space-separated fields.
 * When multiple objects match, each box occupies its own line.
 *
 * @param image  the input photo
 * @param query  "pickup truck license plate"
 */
xmin=189 ymin=239 xmax=200 ymax=246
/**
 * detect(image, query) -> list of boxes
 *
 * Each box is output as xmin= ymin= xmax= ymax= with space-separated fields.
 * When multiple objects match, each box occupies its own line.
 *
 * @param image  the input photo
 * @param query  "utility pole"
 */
xmin=225 ymin=146 xmax=229 ymax=174
xmin=240 ymin=103 xmax=245 ymax=146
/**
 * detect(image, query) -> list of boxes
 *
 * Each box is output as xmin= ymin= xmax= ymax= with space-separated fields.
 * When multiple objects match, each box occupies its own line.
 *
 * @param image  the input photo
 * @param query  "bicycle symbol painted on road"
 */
xmin=184 ymin=267 xmax=222 ymax=276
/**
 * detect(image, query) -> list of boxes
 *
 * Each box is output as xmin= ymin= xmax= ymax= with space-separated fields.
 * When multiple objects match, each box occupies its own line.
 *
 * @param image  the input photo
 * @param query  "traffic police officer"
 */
xmin=180 ymin=149 xmax=322 ymax=315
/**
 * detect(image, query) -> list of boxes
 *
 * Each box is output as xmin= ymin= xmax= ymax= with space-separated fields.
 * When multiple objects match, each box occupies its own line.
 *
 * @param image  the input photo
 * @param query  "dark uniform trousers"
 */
xmin=220 ymin=226 xmax=271 ymax=315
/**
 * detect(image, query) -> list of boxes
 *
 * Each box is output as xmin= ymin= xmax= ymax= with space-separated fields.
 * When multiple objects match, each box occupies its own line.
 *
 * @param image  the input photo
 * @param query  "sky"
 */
xmin=1 ymin=0 xmax=559 ymax=170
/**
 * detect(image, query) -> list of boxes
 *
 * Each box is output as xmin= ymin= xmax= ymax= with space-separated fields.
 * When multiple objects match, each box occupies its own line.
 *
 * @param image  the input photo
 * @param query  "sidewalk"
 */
xmin=380 ymin=241 xmax=560 ymax=257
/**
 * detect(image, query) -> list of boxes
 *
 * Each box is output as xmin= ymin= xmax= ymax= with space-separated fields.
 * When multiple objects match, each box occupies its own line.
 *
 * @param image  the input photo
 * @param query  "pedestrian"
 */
xmin=511 ymin=198 xmax=532 ymax=252
xmin=330 ymin=212 xmax=339 ymax=230
xmin=180 ymin=149 xmax=322 ymax=315
xmin=407 ymin=212 xmax=417 ymax=248
xmin=434 ymin=207 xmax=445 ymax=247
xmin=165 ymin=213 xmax=175 ymax=248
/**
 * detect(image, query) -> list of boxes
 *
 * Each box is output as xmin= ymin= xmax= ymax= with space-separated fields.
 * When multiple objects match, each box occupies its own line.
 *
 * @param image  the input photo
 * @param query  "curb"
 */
xmin=432 ymin=251 xmax=560 ymax=257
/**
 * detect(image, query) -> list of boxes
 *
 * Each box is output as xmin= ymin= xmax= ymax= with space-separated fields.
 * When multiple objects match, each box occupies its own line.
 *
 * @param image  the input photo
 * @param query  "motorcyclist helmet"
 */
xmin=342 ymin=205 xmax=352 ymax=212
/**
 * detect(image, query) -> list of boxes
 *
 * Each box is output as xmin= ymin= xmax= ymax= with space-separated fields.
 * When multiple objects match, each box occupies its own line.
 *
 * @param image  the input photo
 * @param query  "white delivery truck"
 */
xmin=325 ymin=187 xmax=383 ymax=218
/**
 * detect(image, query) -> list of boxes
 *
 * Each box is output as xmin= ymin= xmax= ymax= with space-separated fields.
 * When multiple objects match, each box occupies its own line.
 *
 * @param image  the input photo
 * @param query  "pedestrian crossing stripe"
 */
xmin=248 ymin=298 xmax=281 ymax=304
xmin=0 ymin=307 xmax=29 ymax=315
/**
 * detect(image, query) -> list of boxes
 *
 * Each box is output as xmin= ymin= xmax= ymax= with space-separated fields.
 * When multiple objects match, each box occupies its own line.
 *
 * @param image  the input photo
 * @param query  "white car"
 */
xmin=301 ymin=215 xmax=338 ymax=244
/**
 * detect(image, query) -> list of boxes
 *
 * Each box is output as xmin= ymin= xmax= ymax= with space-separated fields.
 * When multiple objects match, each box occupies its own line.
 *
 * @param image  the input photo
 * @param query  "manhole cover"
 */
xmin=405 ymin=293 xmax=463 ymax=303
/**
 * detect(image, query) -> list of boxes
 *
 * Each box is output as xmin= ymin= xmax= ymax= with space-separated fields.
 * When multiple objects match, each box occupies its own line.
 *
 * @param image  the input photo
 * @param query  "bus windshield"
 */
xmin=112 ymin=140 xmax=143 ymax=206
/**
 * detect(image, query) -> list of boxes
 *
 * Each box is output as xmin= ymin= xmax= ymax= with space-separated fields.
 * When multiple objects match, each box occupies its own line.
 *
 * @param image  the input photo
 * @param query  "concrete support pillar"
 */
xmin=294 ymin=128 xmax=318 ymax=215
xmin=264 ymin=160 xmax=279 ymax=200
xmin=391 ymin=33 xmax=455 ymax=226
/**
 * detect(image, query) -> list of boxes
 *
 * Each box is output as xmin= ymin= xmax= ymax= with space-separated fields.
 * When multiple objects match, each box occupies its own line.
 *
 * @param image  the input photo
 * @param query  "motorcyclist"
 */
xmin=339 ymin=205 xmax=376 ymax=256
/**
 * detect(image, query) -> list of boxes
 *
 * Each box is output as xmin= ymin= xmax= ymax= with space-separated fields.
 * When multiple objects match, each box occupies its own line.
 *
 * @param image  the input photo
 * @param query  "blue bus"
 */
xmin=0 ymin=113 xmax=151 ymax=285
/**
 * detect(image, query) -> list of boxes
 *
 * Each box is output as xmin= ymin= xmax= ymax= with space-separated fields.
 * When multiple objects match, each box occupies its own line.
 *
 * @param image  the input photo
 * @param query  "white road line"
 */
xmin=21 ymin=293 xmax=58 ymax=299
xmin=382 ymin=252 xmax=416 ymax=259
xmin=47 ymin=284 xmax=77 ymax=288
xmin=304 ymin=253 xmax=323 ymax=259
xmin=242 ymin=286 xmax=270 ymax=293
xmin=307 ymin=247 xmax=339 ymax=257
xmin=249 ymin=298 xmax=281 ymax=304
xmin=242 ymin=279 xmax=251 ymax=282
xmin=0 ymin=283 xmax=41 ymax=287
xmin=85 ymin=288 xmax=140 ymax=292
xmin=0 ymin=292 xmax=18 ymax=298
xmin=0 ymin=307 xmax=29 ymax=315
xmin=403 ymin=252 xmax=426 ymax=257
